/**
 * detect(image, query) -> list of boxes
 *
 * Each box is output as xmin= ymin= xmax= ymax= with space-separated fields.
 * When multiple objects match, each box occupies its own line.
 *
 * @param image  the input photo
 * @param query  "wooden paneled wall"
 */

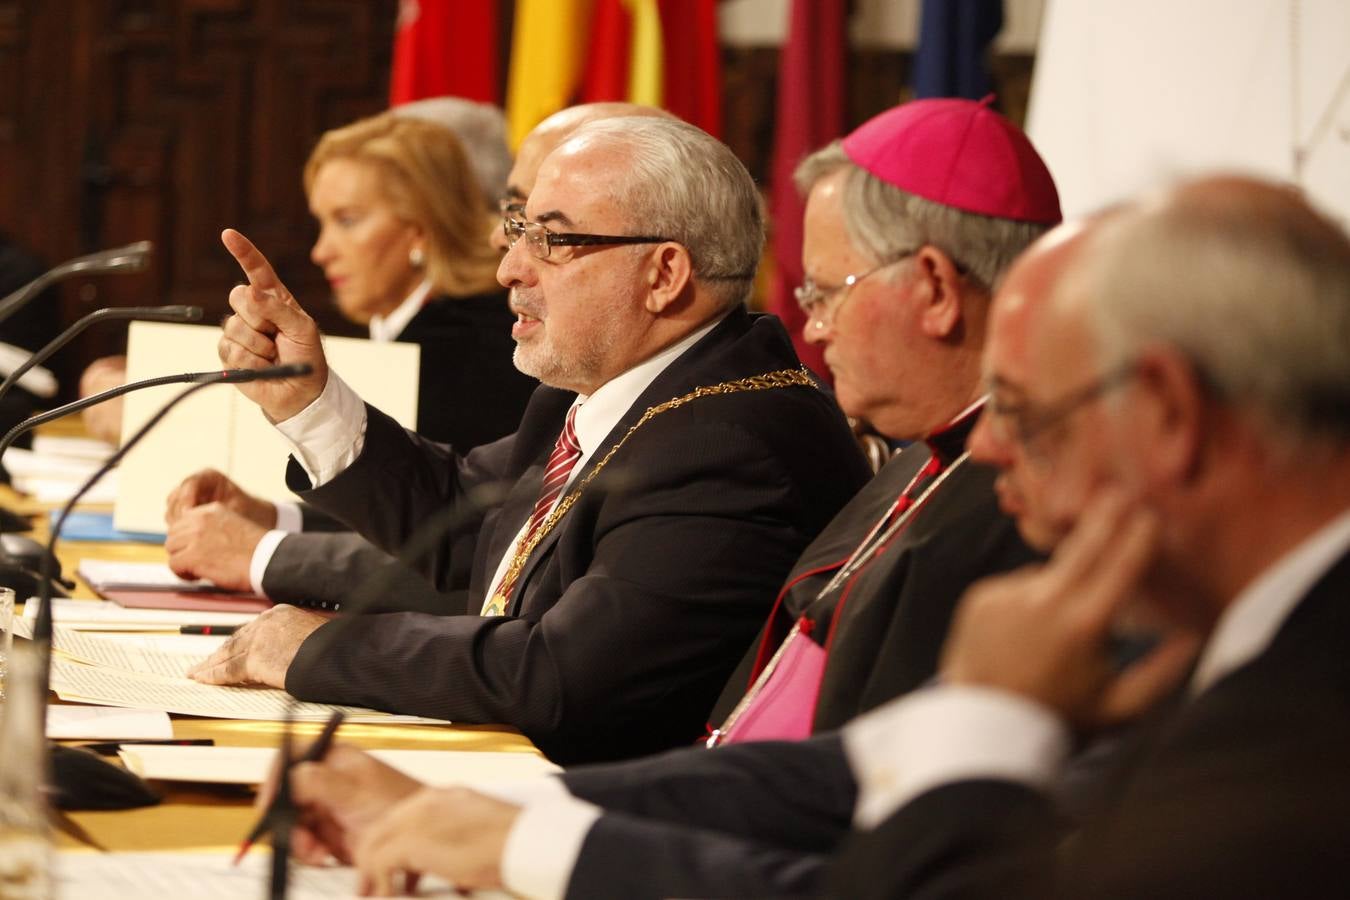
xmin=1 ymin=0 xmax=397 ymax=395
xmin=0 ymin=0 xmax=1032 ymax=396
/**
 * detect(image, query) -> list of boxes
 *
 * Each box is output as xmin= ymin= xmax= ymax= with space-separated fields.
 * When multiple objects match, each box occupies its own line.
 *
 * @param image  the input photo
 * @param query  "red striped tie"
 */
xmin=483 ymin=405 xmax=582 ymax=615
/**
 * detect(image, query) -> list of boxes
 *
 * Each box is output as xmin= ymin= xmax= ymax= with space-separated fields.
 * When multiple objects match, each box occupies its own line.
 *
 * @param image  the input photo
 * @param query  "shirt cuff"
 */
xmin=249 ymin=530 xmax=289 ymax=598
xmin=273 ymin=501 xmax=303 ymax=533
xmin=273 ymin=371 xmax=367 ymax=486
xmin=500 ymin=795 xmax=602 ymax=900
xmin=843 ymin=684 xmax=1071 ymax=830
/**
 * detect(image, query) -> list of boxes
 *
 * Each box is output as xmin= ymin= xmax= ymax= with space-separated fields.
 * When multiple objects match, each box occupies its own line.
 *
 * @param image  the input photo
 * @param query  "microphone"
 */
xmin=0 ymin=241 xmax=153 ymax=326
xmin=0 ymin=305 xmax=203 ymax=410
xmin=29 ymin=362 xmax=312 ymax=812
xmin=0 ymin=364 xmax=304 ymax=466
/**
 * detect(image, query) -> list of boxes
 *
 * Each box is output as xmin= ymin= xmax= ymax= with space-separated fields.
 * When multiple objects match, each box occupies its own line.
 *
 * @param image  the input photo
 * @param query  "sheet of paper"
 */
xmin=30 ymin=433 xmax=116 ymax=461
xmin=15 ymin=473 xmax=118 ymax=504
xmin=52 ymin=625 xmax=221 ymax=678
xmin=55 ymin=851 xmax=513 ymax=899
xmin=49 ymin=657 xmax=451 ymax=725
xmin=76 ymin=560 xmax=214 ymax=592
xmin=118 ymin=745 xmax=558 ymax=785
xmin=24 ymin=597 xmax=256 ymax=630
xmin=46 ymin=705 xmax=173 ymax=740
xmin=1 ymin=446 xmax=106 ymax=481
xmin=114 ymin=321 xmax=419 ymax=534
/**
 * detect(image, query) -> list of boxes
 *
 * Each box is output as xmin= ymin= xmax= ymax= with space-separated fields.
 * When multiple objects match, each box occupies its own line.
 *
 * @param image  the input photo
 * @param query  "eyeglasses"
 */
xmin=501 ymin=217 xmax=672 ymax=263
xmin=794 ymin=255 xmax=914 ymax=325
xmin=985 ymin=364 xmax=1136 ymax=469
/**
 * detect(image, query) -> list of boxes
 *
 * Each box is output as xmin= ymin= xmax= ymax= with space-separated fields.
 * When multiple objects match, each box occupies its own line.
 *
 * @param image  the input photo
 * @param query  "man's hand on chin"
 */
xmin=186 ymin=604 xmax=328 ymax=687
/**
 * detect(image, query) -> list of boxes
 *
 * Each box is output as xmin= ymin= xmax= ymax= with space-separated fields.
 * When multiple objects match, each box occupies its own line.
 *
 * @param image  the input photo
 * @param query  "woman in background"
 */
xmin=84 ymin=101 xmax=534 ymax=449
xmin=302 ymin=108 xmax=535 ymax=447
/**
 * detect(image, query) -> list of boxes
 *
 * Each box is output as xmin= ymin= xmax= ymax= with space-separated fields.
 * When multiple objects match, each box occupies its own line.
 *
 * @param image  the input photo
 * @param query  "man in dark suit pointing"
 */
xmin=187 ymin=115 xmax=869 ymax=765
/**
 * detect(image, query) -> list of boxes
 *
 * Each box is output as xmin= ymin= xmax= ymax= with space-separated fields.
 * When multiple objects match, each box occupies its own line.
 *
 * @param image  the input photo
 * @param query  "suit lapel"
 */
xmin=505 ymin=312 xmax=761 ymax=611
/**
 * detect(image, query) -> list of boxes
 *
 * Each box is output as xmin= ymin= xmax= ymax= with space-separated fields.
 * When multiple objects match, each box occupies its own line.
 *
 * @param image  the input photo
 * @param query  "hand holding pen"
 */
xmin=251 ymin=738 xmax=426 ymax=867
xmin=233 ymin=709 xmax=344 ymax=865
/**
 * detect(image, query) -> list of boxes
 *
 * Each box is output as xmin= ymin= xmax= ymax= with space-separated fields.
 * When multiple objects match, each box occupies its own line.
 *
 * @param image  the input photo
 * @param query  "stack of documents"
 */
xmin=44 ymin=624 xmax=451 ymax=726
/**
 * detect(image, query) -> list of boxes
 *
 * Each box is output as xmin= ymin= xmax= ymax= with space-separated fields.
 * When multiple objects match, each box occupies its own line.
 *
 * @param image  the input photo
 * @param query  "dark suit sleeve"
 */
xmin=557 ymin=736 xmax=853 ymax=899
xmin=566 ymin=814 xmax=826 ymax=900
xmin=260 ymin=532 xmax=470 ymax=616
xmin=285 ymin=405 xmax=516 ymax=591
xmin=286 ymin=410 xmax=841 ymax=763
xmin=828 ymin=780 xmax=1058 ymax=900
xmin=562 ymin=735 xmax=855 ymax=851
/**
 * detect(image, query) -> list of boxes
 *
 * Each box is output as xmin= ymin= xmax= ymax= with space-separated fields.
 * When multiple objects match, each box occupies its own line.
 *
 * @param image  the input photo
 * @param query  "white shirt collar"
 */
xmin=368 ymin=279 xmax=434 ymax=343
xmin=1189 ymin=507 xmax=1350 ymax=695
xmin=568 ymin=315 xmax=725 ymax=458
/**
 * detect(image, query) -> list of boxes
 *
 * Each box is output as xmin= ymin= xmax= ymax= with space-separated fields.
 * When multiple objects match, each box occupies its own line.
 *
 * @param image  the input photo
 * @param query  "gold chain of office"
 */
xmin=486 ymin=366 xmax=818 ymax=612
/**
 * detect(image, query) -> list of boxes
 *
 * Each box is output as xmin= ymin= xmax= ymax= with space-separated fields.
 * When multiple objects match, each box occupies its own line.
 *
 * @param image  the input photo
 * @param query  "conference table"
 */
xmin=2 ymin=478 xmax=541 ymax=855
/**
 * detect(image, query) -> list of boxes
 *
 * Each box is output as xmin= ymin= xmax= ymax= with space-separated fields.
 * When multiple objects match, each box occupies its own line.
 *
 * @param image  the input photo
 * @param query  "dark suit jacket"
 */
xmin=257 ymin=291 xmax=531 ymax=610
xmin=710 ymin=419 xmax=1038 ymax=733
xmin=403 ymin=291 xmax=536 ymax=448
xmin=284 ymin=309 xmax=872 ymax=764
xmin=557 ymin=439 xmax=1035 ymax=898
xmin=830 ymin=548 xmax=1350 ymax=899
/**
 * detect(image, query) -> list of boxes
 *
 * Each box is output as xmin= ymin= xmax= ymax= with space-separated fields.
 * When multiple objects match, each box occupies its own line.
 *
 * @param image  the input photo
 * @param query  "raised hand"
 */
xmin=218 ymin=228 xmax=329 ymax=421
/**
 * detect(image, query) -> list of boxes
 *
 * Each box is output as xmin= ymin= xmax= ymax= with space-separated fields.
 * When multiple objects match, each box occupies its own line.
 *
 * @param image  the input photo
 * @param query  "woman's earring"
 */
xmin=409 ymin=246 xmax=426 ymax=268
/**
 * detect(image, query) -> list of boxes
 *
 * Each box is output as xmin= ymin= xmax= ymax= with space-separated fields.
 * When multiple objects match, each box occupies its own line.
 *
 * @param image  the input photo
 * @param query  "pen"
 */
xmin=78 ymin=738 xmax=214 ymax=755
xmin=179 ymin=624 xmax=241 ymax=635
xmin=232 ymin=709 xmax=345 ymax=866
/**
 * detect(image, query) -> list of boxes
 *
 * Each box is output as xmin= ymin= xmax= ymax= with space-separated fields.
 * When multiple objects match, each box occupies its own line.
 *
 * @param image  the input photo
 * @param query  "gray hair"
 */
xmin=795 ymin=142 xmax=1050 ymax=293
xmin=393 ymin=97 xmax=512 ymax=209
xmin=568 ymin=116 xmax=765 ymax=309
xmin=1075 ymin=177 xmax=1350 ymax=444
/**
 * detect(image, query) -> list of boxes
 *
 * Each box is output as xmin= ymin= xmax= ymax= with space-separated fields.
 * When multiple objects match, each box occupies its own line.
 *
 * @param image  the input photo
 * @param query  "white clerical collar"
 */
xmin=368 ymin=279 xmax=434 ymax=343
xmin=1189 ymin=507 xmax=1350 ymax=696
xmin=568 ymin=315 xmax=725 ymax=459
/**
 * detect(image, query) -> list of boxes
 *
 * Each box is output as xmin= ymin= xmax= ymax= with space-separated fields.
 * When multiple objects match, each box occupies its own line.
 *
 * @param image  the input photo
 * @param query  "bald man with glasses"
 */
xmin=186 ymin=115 xmax=870 ymax=766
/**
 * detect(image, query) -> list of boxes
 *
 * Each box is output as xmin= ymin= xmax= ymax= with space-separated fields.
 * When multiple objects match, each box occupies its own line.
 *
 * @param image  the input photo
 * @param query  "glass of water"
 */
xmin=0 ymin=587 xmax=14 ymax=702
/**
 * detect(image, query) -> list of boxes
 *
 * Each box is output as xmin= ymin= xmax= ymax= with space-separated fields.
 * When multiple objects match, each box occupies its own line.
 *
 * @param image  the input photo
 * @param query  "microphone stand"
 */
xmin=264 ymin=477 xmax=511 ymax=898
xmin=0 ymin=305 xmax=203 ymax=410
xmin=0 ymin=241 xmax=152 ymax=327
xmin=0 ymin=369 xmax=255 ymax=599
xmin=0 ymin=304 xmax=202 ymax=527
xmin=28 ymin=363 xmax=313 ymax=813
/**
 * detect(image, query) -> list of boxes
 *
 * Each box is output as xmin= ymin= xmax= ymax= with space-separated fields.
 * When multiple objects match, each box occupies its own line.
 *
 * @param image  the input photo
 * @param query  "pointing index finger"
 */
xmin=222 ymin=228 xmax=285 ymax=293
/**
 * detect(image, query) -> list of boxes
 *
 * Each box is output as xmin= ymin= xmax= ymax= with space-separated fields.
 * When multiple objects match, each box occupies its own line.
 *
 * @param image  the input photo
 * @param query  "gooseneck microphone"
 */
xmin=0 ymin=305 xmax=203 ymax=408
xmin=0 ymin=364 xmax=301 ymax=465
xmin=29 ymin=362 xmax=313 ymax=812
xmin=0 ymin=241 xmax=153 ymax=326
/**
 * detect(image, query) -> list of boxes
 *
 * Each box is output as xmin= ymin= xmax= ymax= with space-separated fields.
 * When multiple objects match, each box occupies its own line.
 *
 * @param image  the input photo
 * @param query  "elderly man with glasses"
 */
xmin=186 ymin=115 xmax=871 ymax=766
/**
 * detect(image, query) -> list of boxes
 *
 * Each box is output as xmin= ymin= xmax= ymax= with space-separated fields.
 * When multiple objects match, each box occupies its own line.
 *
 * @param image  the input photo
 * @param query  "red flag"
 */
xmin=657 ymin=0 xmax=721 ymax=137
xmin=390 ymin=0 xmax=500 ymax=105
xmin=581 ymin=0 xmax=633 ymax=101
xmin=766 ymin=0 xmax=846 ymax=381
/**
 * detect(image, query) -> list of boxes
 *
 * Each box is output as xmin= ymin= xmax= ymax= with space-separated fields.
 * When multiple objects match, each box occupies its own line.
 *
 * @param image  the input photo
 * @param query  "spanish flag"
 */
xmin=505 ymin=0 xmax=596 ymax=147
